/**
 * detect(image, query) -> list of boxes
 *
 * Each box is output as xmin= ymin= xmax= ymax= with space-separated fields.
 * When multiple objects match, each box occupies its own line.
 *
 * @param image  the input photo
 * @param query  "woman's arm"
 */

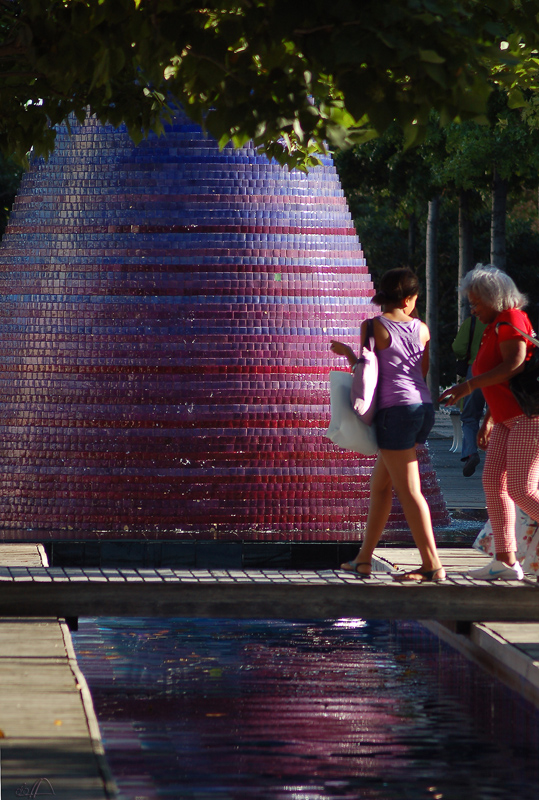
xmin=420 ymin=321 xmax=430 ymax=379
xmin=439 ymin=338 xmax=527 ymax=405
xmin=477 ymin=408 xmax=494 ymax=450
xmin=330 ymin=319 xmax=370 ymax=369
xmin=330 ymin=317 xmax=389 ymax=369
xmin=329 ymin=340 xmax=358 ymax=369
xmin=421 ymin=340 xmax=430 ymax=379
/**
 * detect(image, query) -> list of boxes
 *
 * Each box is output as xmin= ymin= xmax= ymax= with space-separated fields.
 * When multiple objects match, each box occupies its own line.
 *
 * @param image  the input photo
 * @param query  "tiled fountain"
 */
xmin=0 ymin=114 xmax=449 ymax=539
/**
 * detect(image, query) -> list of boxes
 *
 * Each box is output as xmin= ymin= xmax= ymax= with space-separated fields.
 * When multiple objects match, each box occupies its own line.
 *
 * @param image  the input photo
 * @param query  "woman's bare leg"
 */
xmin=379 ymin=446 xmax=444 ymax=576
xmin=341 ymin=454 xmax=393 ymax=575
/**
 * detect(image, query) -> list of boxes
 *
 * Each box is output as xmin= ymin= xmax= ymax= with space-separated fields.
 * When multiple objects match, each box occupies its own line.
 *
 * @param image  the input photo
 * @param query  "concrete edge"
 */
xmin=471 ymin=622 xmax=539 ymax=701
xmin=37 ymin=544 xmax=49 ymax=567
xmin=421 ymin=620 xmax=539 ymax=709
xmin=38 ymin=544 xmax=117 ymax=798
xmin=60 ymin=620 xmax=118 ymax=799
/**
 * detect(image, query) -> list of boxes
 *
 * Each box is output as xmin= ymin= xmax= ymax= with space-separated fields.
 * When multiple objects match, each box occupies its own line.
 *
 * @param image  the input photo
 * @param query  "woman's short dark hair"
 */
xmin=372 ymin=267 xmax=420 ymax=307
xmin=460 ymin=264 xmax=527 ymax=312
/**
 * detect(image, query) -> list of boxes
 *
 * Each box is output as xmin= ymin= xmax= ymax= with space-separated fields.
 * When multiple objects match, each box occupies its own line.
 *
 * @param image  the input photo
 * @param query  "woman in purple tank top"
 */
xmin=330 ymin=267 xmax=445 ymax=582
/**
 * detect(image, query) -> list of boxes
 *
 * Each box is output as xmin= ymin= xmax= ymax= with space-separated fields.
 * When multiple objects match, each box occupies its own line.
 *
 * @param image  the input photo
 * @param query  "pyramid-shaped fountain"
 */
xmin=0 ymin=114 xmax=449 ymax=539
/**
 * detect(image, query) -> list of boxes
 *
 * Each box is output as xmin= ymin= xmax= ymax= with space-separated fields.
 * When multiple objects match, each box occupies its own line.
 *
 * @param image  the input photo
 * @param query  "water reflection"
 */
xmin=73 ymin=619 xmax=539 ymax=799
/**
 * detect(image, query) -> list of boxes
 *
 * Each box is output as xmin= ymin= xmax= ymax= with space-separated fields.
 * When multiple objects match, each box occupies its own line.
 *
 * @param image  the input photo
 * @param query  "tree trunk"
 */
xmin=408 ymin=211 xmax=416 ymax=265
xmin=458 ymin=189 xmax=474 ymax=326
xmin=490 ymin=167 xmax=507 ymax=270
xmin=426 ymin=196 xmax=440 ymax=408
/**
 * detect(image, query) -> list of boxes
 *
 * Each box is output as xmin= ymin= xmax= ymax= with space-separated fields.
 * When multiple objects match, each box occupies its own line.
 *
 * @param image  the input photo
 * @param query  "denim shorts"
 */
xmin=375 ymin=403 xmax=435 ymax=450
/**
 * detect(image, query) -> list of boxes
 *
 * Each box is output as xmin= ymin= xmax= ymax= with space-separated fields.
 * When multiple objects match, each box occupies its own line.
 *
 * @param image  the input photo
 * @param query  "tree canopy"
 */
xmin=2 ymin=0 xmax=539 ymax=168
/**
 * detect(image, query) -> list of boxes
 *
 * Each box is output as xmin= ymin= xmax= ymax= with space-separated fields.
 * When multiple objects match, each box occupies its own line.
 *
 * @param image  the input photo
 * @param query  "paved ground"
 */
xmin=427 ymin=408 xmax=486 ymax=512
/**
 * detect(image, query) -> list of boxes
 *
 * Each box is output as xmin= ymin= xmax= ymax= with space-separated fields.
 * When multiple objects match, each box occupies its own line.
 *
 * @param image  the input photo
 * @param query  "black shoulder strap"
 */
xmin=465 ymin=315 xmax=476 ymax=360
xmin=363 ymin=317 xmax=376 ymax=352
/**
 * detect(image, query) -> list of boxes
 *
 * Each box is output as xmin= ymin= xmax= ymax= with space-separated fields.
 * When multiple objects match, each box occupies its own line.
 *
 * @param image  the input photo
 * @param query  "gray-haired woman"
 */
xmin=440 ymin=264 xmax=538 ymax=581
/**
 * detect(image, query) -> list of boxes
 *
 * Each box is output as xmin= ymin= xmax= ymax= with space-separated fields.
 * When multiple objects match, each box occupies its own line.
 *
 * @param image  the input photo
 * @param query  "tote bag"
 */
xmin=473 ymin=509 xmax=539 ymax=576
xmin=325 ymin=370 xmax=378 ymax=455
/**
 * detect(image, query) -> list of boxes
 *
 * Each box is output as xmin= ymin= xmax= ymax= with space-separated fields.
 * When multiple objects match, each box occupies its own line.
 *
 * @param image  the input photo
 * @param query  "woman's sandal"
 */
xmin=393 ymin=567 xmax=446 ymax=583
xmin=341 ymin=560 xmax=372 ymax=578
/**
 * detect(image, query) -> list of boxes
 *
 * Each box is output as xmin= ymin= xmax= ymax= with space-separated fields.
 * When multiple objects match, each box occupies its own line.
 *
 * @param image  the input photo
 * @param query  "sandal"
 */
xmin=392 ymin=567 xmax=446 ymax=583
xmin=341 ymin=560 xmax=372 ymax=579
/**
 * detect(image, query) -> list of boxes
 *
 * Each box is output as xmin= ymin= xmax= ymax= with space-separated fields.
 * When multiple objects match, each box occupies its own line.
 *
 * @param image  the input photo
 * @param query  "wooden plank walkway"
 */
xmin=373 ymin=545 xmax=491 ymax=573
xmin=0 ymin=545 xmax=115 ymax=799
xmin=0 ymin=555 xmax=539 ymax=621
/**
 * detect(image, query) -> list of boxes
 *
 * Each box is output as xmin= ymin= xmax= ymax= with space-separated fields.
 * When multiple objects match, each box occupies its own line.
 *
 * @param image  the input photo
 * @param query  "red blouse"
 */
xmin=472 ymin=308 xmax=535 ymax=423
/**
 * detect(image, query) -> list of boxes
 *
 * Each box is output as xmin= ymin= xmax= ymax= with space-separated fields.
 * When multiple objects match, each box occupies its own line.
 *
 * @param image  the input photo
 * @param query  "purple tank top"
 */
xmin=376 ymin=316 xmax=432 ymax=409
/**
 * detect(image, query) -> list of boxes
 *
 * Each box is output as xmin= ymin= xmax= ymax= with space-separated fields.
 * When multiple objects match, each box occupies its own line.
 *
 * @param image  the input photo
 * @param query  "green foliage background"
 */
xmin=333 ymin=169 xmax=539 ymax=387
xmin=0 ymin=155 xmax=22 ymax=237
xmin=2 ymin=0 xmax=539 ymax=169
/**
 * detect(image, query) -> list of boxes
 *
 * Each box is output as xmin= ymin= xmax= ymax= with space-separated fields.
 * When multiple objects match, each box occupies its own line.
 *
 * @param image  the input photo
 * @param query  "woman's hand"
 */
xmin=330 ymin=340 xmax=357 ymax=369
xmin=477 ymin=413 xmax=493 ymax=450
xmin=330 ymin=340 xmax=352 ymax=357
xmin=438 ymin=381 xmax=472 ymax=406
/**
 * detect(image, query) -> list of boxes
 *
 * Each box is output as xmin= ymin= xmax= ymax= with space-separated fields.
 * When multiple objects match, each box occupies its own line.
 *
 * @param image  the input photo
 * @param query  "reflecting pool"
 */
xmin=73 ymin=619 xmax=539 ymax=799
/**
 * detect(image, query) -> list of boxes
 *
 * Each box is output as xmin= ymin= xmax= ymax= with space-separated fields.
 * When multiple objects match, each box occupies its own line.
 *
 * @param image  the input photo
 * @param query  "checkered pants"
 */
xmin=483 ymin=414 xmax=539 ymax=552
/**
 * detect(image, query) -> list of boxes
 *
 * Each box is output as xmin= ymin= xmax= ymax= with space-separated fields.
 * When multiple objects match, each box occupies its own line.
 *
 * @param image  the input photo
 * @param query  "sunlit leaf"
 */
xmin=418 ymin=49 xmax=446 ymax=64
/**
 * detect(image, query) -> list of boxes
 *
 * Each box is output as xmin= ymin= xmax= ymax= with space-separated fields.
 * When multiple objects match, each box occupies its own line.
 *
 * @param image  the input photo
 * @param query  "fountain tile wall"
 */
xmin=0 ymin=115 xmax=449 ymax=539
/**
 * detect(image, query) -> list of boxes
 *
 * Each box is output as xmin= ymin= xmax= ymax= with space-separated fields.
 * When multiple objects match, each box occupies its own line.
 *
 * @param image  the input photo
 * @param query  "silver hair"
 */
xmin=459 ymin=263 xmax=527 ymax=312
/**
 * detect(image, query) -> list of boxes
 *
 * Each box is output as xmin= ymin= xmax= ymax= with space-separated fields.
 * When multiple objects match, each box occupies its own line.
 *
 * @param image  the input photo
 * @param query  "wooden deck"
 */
xmin=0 ymin=545 xmax=115 ymax=799
xmin=0 ymin=549 xmax=538 ymax=621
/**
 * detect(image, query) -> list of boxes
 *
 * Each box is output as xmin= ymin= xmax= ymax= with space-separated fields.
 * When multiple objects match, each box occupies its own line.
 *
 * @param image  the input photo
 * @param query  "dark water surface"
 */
xmin=73 ymin=618 xmax=539 ymax=799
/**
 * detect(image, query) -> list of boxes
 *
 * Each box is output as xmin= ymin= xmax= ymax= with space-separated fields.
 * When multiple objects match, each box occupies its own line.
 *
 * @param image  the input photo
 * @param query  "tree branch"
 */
xmin=0 ymin=42 xmax=29 ymax=60
xmin=0 ymin=70 xmax=40 ymax=77
xmin=293 ymin=20 xmax=363 ymax=36
xmin=186 ymin=52 xmax=250 ymax=87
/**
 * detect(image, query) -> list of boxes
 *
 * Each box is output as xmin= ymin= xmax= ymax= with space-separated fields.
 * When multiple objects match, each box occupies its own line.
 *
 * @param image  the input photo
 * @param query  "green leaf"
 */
xmin=507 ymin=88 xmax=527 ymax=109
xmin=418 ymin=49 xmax=446 ymax=64
xmin=422 ymin=63 xmax=448 ymax=88
xmin=402 ymin=121 xmax=421 ymax=149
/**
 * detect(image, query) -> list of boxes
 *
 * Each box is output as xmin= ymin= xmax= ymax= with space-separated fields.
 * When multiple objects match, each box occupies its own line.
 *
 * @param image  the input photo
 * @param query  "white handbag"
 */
xmin=325 ymin=370 xmax=378 ymax=455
